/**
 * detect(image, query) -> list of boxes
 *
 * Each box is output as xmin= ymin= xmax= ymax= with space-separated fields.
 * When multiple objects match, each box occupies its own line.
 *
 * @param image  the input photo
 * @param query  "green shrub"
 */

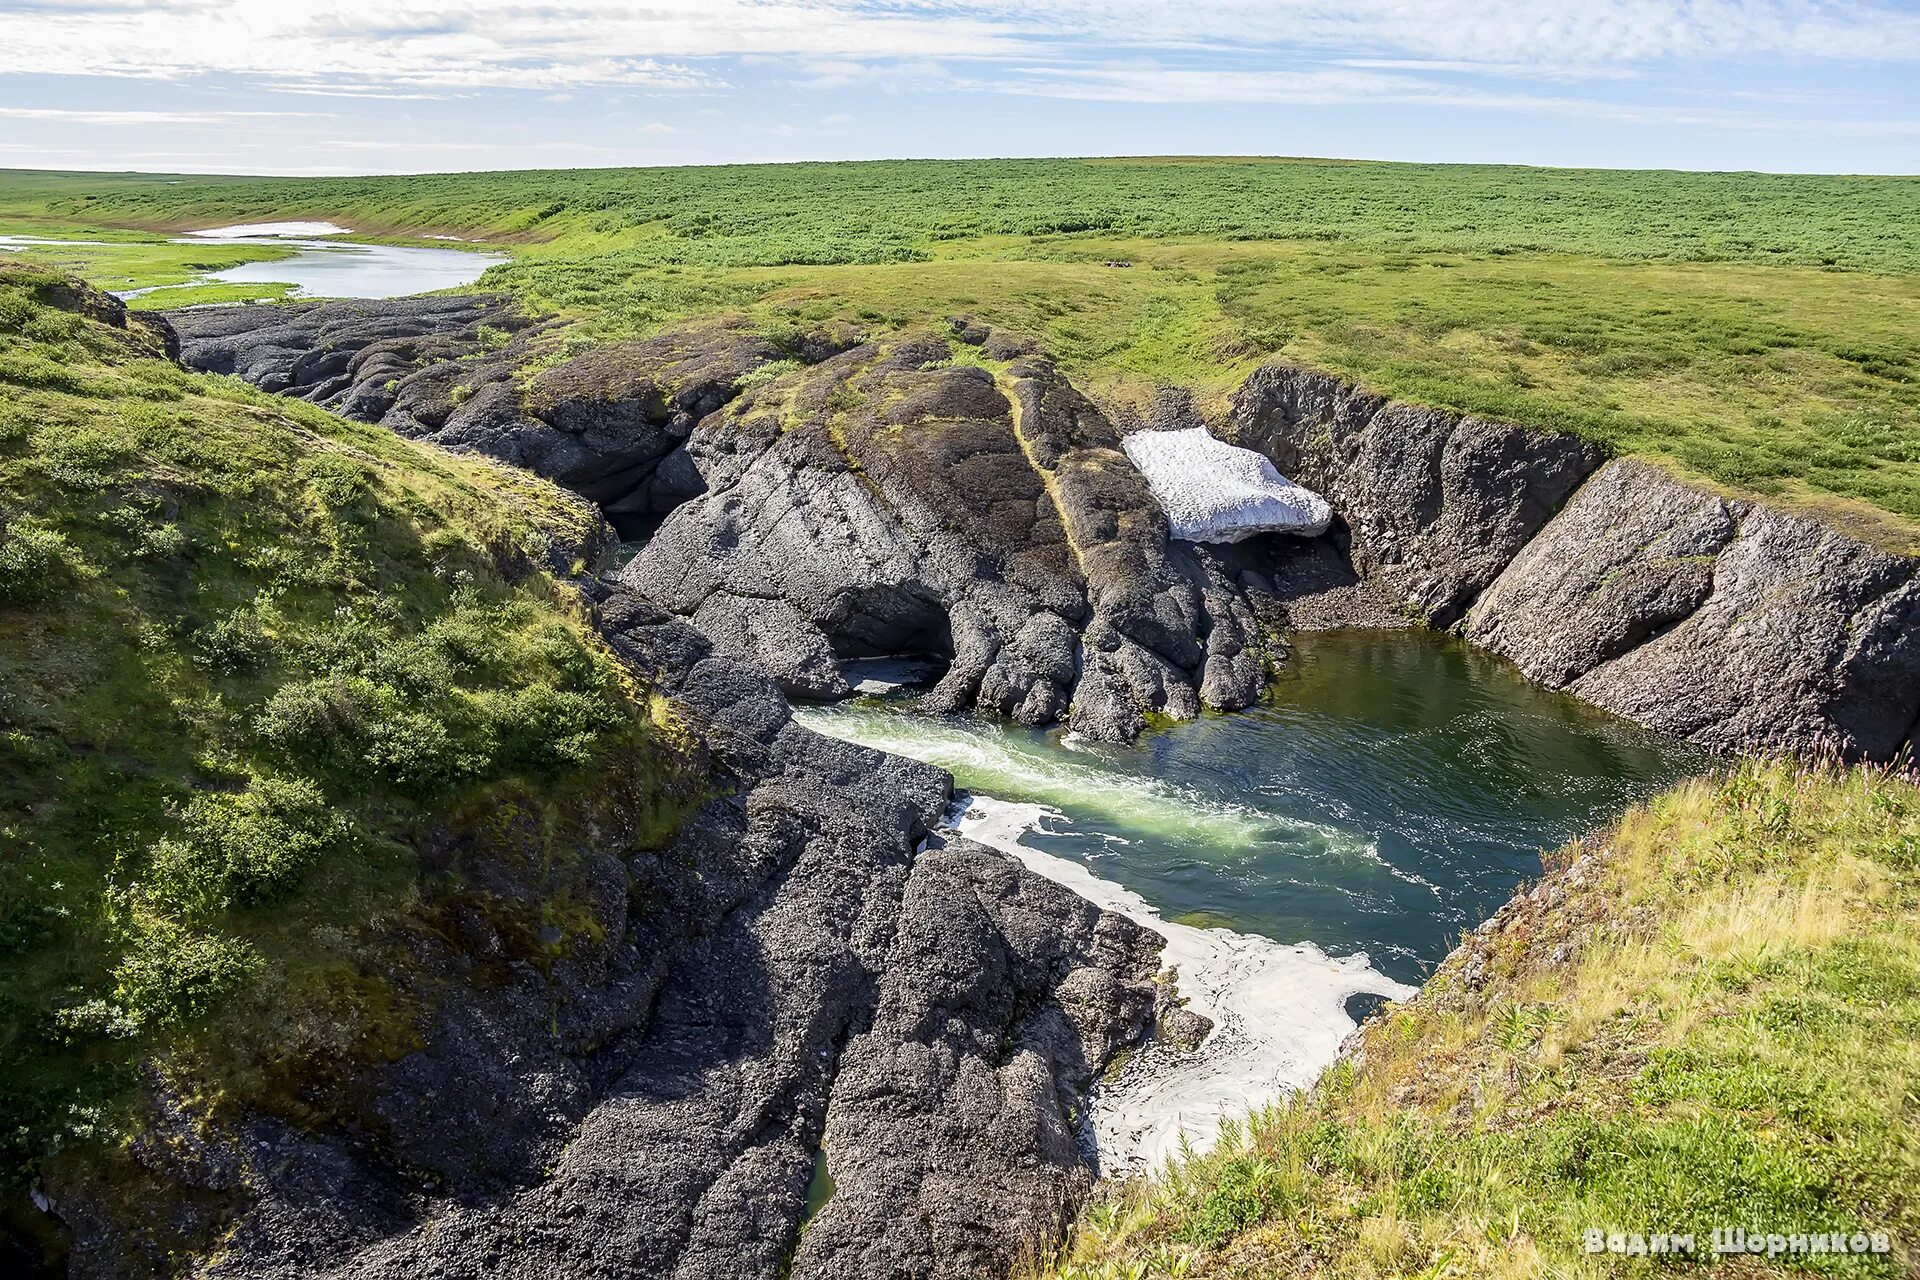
xmin=144 ymin=775 xmax=346 ymax=916
xmin=254 ymin=674 xmax=375 ymax=750
xmin=112 ymin=923 xmax=264 ymax=1029
xmin=194 ymin=606 xmax=274 ymax=674
xmin=490 ymin=681 xmax=622 ymax=768
xmin=256 ymin=674 xmax=470 ymax=790
xmin=296 ymin=452 xmax=371 ymax=511
xmin=0 ymin=515 xmax=74 ymax=603
xmin=0 ymin=291 xmax=31 ymax=334
xmin=1178 ymin=1157 xmax=1286 ymax=1246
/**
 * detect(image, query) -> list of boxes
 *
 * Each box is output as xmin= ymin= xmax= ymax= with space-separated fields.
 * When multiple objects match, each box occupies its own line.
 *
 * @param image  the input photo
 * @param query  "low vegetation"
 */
xmin=4 ymin=158 xmax=1915 ymax=545
xmin=0 ymin=262 xmax=697 ymax=1244
xmin=1042 ymin=758 xmax=1920 ymax=1277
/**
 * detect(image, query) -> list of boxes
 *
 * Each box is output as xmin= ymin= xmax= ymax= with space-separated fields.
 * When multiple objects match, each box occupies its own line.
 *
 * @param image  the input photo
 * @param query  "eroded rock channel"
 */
xmin=173 ymin=294 xmax=1920 ymax=764
xmin=131 ymin=293 xmax=1920 ymax=1278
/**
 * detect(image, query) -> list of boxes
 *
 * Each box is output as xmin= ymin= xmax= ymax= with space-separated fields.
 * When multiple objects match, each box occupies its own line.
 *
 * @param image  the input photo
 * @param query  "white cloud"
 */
xmin=933 ymin=0 xmax=1920 ymax=64
xmin=5 ymin=0 xmax=1915 ymax=98
xmin=0 ymin=105 xmax=323 ymax=124
xmin=262 ymin=82 xmax=453 ymax=100
xmin=0 ymin=0 xmax=1914 ymax=172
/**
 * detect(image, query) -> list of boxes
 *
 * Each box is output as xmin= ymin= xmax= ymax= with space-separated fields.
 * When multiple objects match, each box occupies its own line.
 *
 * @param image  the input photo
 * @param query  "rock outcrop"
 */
xmin=171 ymin=302 xmax=1920 ymax=762
xmin=168 ymin=300 xmax=837 ymax=537
xmin=616 ymin=335 xmax=1274 ymax=740
xmin=53 ymin=587 xmax=1162 ymax=1280
xmin=1226 ymin=363 xmax=1604 ymax=627
xmin=1466 ymin=460 xmax=1920 ymax=761
xmin=1228 ymin=365 xmax=1920 ymax=762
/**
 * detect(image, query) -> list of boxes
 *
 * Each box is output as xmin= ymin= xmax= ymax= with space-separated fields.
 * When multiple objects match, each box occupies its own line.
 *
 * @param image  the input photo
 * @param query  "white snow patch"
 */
xmin=950 ymin=795 xmax=1414 ymax=1176
xmin=1122 ymin=426 xmax=1333 ymax=542
xmin=184 ymin=221 xmax=351 ymax=239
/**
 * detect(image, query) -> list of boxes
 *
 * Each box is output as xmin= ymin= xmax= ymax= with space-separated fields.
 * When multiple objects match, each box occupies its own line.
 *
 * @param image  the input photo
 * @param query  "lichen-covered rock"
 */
xmin=618 ymin=336 xmax=1273 ymax=740
xmin=1225 ymin=363 xmax=1604 ymax=626
xmin=1468 ymin=460 xmax=1920 ymax=761
xmin=1122 ymin=425 xmax=1332 ymax=541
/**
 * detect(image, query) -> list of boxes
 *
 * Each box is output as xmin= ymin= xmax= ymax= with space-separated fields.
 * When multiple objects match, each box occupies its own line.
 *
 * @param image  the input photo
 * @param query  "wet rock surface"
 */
xmin=56 ymin=588 xmax=1162 ymax=1280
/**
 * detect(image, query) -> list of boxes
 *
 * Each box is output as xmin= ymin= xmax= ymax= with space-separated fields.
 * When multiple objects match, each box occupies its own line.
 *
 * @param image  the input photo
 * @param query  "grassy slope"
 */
xmin=0 ymin=159 xmax=1916 ymax=547
xmin=0 ymin=262 xmax=698 ymax=1244
xmin=1045 ymin=759 xmax=1920 ymax=1279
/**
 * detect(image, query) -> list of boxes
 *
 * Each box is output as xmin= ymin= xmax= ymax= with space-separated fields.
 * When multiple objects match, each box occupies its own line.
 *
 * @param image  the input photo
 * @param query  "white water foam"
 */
xmin=950 ymin=795 xmax=1415 ymax=1176
xmin=791 ymin=704 xmax=1350 ymax=858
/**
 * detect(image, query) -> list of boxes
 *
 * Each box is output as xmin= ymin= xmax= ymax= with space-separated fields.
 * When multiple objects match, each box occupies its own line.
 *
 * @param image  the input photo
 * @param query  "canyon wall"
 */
xmin=1228 ymin=365 xmax=1920 ymax=763
xmin=170 ymin=301 xmax=1920 ymax=760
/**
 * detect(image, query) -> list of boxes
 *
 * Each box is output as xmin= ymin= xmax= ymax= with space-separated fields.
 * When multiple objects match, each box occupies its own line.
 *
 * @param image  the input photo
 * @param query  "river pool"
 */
xmin=796 ymin=628 xmax=1704 ymax=1169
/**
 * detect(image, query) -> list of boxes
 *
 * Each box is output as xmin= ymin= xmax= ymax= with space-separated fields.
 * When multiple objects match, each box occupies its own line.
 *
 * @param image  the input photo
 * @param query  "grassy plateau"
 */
xmin=1 ymin=158 xmax=1917 ymax=548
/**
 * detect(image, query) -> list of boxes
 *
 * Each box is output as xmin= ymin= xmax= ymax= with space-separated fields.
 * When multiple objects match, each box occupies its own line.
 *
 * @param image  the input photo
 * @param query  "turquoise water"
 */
xmin=799 ymin=630 xmax=1704 ymax=985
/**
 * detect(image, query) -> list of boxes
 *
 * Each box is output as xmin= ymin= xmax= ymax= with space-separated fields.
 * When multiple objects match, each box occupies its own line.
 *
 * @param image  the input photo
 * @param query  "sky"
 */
xmin=1 ymin=1 xmax=1918 ymax=176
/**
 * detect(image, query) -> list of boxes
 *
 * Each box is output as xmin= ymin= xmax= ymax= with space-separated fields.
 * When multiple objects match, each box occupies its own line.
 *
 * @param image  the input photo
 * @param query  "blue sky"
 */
xmin=2 ymin=1 xmax=1918 ymax=175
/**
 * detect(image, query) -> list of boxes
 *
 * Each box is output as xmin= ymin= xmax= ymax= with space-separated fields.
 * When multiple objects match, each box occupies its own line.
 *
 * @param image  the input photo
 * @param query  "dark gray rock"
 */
xmin=1468 ymin=460 xmax=1920 ymax=761
xmin=1225 ymin=363 xmax=1604 ymax=626
xmin=55 ymin=588 xmax=1162 ymax=1280
xmin=791 ymin=841 xmax=1160 ymax=1278
xmin=168 ymin=302 xmax=841 ymax=538
xmin=168 ymin=295 xmax=540 ymax=399
xmin=618 ymin=336 xmax=1270 ymax=740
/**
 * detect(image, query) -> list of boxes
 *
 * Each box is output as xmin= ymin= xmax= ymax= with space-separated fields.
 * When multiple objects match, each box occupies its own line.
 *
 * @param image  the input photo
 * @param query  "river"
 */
xmin=0 ymin=221 xmax=502 ymax=301
xmin=795 ymin=628 xmax=1703 ymax=1171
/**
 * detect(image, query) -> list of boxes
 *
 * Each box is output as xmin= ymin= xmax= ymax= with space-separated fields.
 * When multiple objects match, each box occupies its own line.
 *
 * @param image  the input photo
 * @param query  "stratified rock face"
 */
xmin=1225 ymin=363 xmax=1605 ymax=626
xmin=62 ymin=589 xmax=1160 ymax=1280
xmin=1468 ymin=460 xmax=1920 ymax=761
xmin=618 ymin=336 xmax=1274 ymax=740
xmin=1122 ymin=426 xmax=1333 ymax=542
xmin=169 ymin=300 xmax=814 ymax=537
xmin=170 ymin=302 xmax=1919 ymax=762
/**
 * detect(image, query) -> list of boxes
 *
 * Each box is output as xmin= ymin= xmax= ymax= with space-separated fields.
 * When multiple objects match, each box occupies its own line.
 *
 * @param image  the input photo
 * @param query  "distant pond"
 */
xmin=0 ymin=221 xmax=504 ymax=302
